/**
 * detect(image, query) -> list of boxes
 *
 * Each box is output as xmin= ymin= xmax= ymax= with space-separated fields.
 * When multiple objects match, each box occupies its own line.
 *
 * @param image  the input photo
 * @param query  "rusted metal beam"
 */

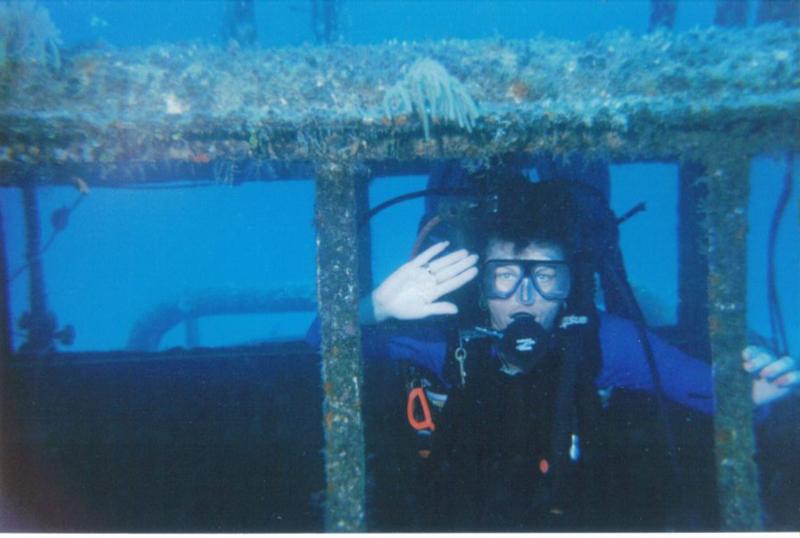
xmin=649 ymin=0 xmax=677 ymax=30
xmin=2 ymin=26 xmax=798 ymax=185
xmin=355 ymin=170 xmax=373 ymax=294
xmin=704 ymin=154 xmax=762 ymax=530
xmin=715 ymin=0 xmax=748 ymax=27
xmin=313 ymin=159 xmax=366 ymax=531
xmin=757 ymin=0 xmax=800 ymax=25
xmin=19 ymin=182 xmax=54 ymax=355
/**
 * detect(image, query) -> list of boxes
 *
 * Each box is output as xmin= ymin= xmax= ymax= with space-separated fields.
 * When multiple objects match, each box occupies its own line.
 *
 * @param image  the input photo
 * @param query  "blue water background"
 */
xmin=1 ymin=1 xmax=797 ymax=356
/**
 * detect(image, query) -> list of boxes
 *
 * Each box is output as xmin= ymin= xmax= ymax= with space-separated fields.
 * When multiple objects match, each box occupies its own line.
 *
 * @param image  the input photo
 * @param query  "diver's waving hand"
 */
xmin=361 ymin=241 xmax=479 ymax=323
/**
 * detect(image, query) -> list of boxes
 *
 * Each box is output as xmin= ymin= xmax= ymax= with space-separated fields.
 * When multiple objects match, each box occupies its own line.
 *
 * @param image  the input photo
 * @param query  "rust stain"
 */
xmin=190 ymin=152 xmax=212 ymax=164
xmin=715 ymin=428 xmax=735 ymax=445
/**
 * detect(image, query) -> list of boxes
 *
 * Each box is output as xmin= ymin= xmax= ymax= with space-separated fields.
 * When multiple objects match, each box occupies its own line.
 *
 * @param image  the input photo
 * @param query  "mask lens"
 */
xmin=489 ymin=263 xmax=523 ymax=297
xmin=484 ymin=260 xmax=570 ymax=300
xmin=531 ymin=262 xmax=570 ymax=300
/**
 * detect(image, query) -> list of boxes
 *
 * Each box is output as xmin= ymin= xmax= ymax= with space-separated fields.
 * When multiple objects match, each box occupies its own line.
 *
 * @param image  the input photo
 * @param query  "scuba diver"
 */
xmin=307 ymin=170 xmax=799 ymax=530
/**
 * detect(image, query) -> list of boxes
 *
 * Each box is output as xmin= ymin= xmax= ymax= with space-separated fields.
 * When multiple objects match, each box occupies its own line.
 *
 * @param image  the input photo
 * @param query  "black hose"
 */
xmin=602 ymin=251 xmax=685 ymax=523
xmin=8 ymin=193 xmax=85 ymax=285
xmin=358 ymin=187 xmax=475 ymax=229
xmin=616 ymin=202 xmax=647 ymax=225
xmin=766 ymin=153 xmax=793 ymax=357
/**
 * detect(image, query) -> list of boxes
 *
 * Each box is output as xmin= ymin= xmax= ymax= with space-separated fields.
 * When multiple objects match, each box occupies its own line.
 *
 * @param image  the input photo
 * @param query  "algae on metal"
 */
xmin=703 ymin=153 xmax=762 ymax=530
xmin=1 ymin=25 xmax=798 ymax=185
xmin=314 ymin=159 xmax=366 ymax=532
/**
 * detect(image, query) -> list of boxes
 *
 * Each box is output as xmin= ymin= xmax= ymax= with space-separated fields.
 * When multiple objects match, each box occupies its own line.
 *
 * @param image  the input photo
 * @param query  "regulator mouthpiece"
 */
xmin=500 ymin=313 xmax=553 ymax=373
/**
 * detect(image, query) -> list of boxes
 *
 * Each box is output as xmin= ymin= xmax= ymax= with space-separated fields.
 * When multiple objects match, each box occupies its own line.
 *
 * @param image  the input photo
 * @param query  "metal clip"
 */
xmin=569 ymin=433 xmax=581 ymax=462
xmin=454 ymin=344 xmax=467 ymax=386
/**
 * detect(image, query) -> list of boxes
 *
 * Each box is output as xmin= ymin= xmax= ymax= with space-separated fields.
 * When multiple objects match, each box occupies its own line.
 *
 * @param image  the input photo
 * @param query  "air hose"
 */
xmin=357 ymin=187 xmax=474 ymax=230
xmin=9 ymin=192 xmax=86 ymax=285
xmin=767 ymin=153 xmax=794 ymax=357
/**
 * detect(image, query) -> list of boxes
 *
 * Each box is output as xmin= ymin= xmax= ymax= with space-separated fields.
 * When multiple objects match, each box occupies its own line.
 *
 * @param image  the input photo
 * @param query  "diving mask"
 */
xmin=483 ymin=259 xmax=571 ymax=302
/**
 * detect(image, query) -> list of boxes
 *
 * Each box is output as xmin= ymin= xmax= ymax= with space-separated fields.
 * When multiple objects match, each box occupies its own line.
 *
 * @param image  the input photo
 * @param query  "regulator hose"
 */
xmin=767 ymin=153 xmax=794 ymax=357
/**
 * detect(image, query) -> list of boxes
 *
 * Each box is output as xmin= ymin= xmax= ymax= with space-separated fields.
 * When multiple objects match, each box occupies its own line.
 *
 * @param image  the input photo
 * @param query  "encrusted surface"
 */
xmin=0 ymin=24 xmax=798 ymax=185
xmin=314 ymin=160 xmax=365 ymax=532
xmin=705 ymin=154 xmax=762 ymax=530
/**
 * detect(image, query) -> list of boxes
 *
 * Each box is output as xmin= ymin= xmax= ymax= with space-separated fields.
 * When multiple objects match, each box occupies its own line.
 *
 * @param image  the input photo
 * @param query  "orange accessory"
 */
xmin=539 ymin=458 xmax=550 ymax=475
xmin=406 ymin=387 xmax=436 ymax=432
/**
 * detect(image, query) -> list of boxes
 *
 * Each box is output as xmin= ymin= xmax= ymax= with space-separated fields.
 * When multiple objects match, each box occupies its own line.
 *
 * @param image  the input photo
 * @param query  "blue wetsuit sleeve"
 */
xmin=595 ymin=312 xmax=714 ymax=415
xmin=306 ymin=317 xmax=449 ymax=382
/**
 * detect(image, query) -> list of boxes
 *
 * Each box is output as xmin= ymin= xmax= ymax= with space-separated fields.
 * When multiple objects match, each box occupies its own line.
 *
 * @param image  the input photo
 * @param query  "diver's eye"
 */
xmin=497 ymin=271 xmax=517 ymax=281
xmin=494 ymin=265 xmax=521 ymax=279
xmin=493 ymin=266 xmax=521 ymax=292
xmin=534 ymin=268 xmax=557 ymax=283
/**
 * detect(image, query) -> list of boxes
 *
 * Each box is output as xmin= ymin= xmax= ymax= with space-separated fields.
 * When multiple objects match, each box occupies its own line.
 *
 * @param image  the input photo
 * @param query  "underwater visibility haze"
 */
xmin=0 ymin=0 xmax=798 ymax=532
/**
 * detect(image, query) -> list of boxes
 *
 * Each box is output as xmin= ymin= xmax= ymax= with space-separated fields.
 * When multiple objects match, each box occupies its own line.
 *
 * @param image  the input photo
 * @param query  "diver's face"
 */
xmin=485 ymin=240 xmax=569 ymax=332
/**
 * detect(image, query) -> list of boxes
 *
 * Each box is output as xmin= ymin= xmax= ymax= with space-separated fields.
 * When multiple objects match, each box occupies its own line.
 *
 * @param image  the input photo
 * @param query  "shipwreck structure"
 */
xmin=1 ymin=22 xmax=799 ymax=531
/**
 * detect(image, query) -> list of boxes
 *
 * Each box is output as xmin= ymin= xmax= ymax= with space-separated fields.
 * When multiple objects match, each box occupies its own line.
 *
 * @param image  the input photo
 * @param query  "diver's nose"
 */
xmin=516 ymin=277 xmax=539 ymax=305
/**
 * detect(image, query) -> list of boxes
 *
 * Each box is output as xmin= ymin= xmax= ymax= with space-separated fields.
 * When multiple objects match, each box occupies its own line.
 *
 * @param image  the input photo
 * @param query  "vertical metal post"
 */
xmin=714 ymin=0 xmax=749 ymax=27
xmin=20 ymin=182 xmax=54 ymax=354
xmin=355 ymin=171 xmax=373 ymax=295
xmin=312 ymin=0 xmax=339 ymax=44
xmin=756 ymin=0 xmax=800 ymax=25
xmin=649 ymin=0 xmax=677 ymax=30
xmin=221 ymin=0 xmax=258 ymax=47
xmin=313 ymin=159 xmax=366 ymax=532
xmin=704 ymin=156 xmax=763 ymax=530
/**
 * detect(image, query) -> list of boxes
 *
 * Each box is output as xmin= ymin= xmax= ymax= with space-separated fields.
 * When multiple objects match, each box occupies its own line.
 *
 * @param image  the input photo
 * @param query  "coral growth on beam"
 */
xmin=382 ymin=58 xmax=479 ymax=140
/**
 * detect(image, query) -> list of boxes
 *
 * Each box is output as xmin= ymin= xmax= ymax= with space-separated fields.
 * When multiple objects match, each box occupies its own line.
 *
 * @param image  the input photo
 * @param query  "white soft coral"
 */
xmin=382 ymin=58 xmax=479 ymax=140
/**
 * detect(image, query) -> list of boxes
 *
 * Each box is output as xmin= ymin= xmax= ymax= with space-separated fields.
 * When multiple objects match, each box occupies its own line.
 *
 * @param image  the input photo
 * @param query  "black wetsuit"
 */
xmin=417 ymin=339 xmax=609 ymax=531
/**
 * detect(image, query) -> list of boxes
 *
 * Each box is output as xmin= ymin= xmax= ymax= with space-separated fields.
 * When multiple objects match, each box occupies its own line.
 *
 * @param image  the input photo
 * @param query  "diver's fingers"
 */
xmin=759 ymin=355 xmax=797 ymax=381
xmin=423 ymin=301 xmax=459 ymax=317
xmin=771 ymin=370 xmax=800 ymax=388
xmin=742 ymin=345 xmax=776 ymax=374
xmin=434 ymin=253 xmax=479 ymax=282
xmin=742 ymin=345 xmax=769 ymax=361
xmin=411 ymin=241 xmax=450 ymax=267
xmin=427 ymin=248 xmax=471 ymax=273
xmin=433 ymin=266 xmax=479 ymax=298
